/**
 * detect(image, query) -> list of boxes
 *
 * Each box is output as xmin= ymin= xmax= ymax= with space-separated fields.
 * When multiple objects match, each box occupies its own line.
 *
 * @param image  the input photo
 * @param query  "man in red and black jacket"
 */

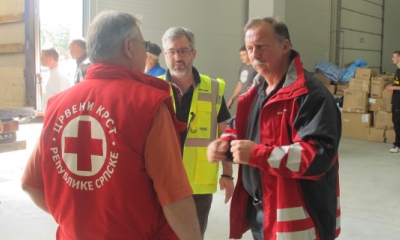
xmin=207 ymin=17 xmax=341 ymax=240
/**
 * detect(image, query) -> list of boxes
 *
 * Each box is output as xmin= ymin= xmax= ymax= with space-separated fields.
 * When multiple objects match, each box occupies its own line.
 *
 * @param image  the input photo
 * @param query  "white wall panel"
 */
xmin=341 ymin=9 xmax=382 ymax=34
xmin=286 ymin=0 xmax=331 ymax=71
xmin=249 ymin=0 xmax=285 ymax=20
xmin=341 ymin=30 xmax=381 ymax=50
xmin=338 ymin=0 xmax=383 ymax=70
xmin=382 ymin=0 xmax=400 ymax=73
xmin=342 ymin=0 xmax=382 ymax=18
xmin=340 ymin=49 xmax=381 ymax=73
xmin=89 ymin=0 xmax=247 ymax=114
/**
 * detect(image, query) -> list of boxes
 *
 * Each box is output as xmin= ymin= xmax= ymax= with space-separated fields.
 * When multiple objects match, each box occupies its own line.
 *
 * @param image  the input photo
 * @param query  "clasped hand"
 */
xmin=207 ymin=139 xmax=255 ymax=165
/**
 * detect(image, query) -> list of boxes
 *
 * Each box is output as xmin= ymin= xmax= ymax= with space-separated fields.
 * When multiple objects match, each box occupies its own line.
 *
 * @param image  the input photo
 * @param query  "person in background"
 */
xmin=158 ymin=26 xmax=234 ymax=238
xmin=145 ymin=41 xmax=166 ymax=77
xmin=39 ymin=48 xmax=70 ymax=112
xmin=385 ymin=50 xmax=400 ymax=153
xmin=68 ymin=39 xmax=91 ymax=84
xmin=227 ymin=45 xmax=258 ymax=109
xmin=22 ymin=10 xmax=201 ymax=240
xmin=207 ymin=16 xmax=341 ymax=240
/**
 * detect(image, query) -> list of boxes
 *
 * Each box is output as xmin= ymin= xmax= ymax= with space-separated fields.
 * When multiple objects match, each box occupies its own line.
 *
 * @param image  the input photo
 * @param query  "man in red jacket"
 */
xmin=22 ymin=10 xmax=201 ymax=240
xmin=207 ymin=17 xmax=341 ymax=240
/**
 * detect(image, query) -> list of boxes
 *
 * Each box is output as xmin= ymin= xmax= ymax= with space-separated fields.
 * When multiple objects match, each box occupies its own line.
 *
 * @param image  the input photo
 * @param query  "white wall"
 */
xmin=249 ymin=0 xmax=331 ymax=72
xmin=339 ymin=0 xmax=383 ymax=72
xmin=382 ymin=0 xmax=400 ymax=73
xmin=286 ymin=0 xmax=331 ymax=72
xmin=89 ymin=0 xmax=247 ymax=114
xmin=249 ymin=0 xmax=285 ymax=20
xmin=87 ymin=0 xmax=400 ymax=83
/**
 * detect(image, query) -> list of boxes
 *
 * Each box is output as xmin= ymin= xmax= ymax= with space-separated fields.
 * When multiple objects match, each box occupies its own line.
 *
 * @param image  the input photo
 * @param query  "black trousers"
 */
xmin=249 ymin=203 xmax=264 ymax=240
xmin=193 ymin=194 xmax=213 ymax=239
xmin=392 ymin=105 xmax=400 ymax=146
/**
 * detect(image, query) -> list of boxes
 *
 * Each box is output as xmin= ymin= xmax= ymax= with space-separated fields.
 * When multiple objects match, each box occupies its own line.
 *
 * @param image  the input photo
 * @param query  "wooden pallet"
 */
xmin=0 ymin=140 xmax=26 ymax=153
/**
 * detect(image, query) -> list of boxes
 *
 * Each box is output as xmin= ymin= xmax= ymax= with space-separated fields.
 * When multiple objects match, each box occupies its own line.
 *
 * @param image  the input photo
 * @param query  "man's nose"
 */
xmin=172 ymin=52 xmax=183 ymax=60
xmin=250 ymin=49 xmax=261 ymax=60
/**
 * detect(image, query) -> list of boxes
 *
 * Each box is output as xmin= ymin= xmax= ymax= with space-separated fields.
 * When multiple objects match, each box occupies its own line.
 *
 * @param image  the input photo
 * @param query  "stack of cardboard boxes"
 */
xmin=341 ymin=69 xmax=377 ymax=140
xmin=314 ymin=68 xmax=395 ymax=142
xmin=367 ymin=73 xmax=395 ymax=142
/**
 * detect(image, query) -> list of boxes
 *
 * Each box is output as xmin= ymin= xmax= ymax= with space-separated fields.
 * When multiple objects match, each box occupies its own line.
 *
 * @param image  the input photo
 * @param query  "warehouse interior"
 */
xmin=1 ymin=122 xmax=400 ymax=239
xmin=1 ymin=0 xmax=400 ymax=239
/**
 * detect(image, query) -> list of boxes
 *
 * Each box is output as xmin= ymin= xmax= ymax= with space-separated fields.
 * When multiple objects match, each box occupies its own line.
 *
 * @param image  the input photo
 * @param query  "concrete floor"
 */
xmin=1 ymin=119 xmax=400 ymax=239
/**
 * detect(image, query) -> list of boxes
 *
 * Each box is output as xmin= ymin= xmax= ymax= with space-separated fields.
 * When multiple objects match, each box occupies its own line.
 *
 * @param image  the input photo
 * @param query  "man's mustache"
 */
xmin=174 ymin=60 xmax=185 ymax=65
xmin=252 ymin=60 xmax=266 ymax=67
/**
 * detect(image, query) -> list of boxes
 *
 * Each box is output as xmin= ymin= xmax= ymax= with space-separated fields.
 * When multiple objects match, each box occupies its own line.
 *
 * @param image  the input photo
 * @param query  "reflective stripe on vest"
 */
xmin=185 ymin=77 xmax=220 ymax=147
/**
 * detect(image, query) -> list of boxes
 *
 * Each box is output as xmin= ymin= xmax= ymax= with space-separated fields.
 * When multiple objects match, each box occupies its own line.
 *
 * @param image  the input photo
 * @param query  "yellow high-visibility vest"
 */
xmin=159 ymin=74 xmax=225 ymax=194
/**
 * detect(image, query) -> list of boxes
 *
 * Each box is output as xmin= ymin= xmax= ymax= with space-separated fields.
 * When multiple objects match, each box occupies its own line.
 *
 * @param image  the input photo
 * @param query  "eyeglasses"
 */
xmin=165 ymin=48 xmax=193 ymax=58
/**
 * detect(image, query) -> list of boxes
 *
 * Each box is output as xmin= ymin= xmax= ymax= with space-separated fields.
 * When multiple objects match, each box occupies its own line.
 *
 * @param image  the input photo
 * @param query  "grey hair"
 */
xmin=162 ymin=27 xmax=195 ymax=50
xmin=244 ymin=16 xmax=292 ymax=47
xmin=87 ymin=10 xmax=141 ymax=63
xmin=147 ymin=53 xmax=159 ymax=62
xmin=70 ymin=39 xmax=86 ymax=50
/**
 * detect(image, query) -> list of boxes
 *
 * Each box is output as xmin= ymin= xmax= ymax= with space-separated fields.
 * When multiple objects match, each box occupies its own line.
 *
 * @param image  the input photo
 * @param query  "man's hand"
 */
xmin=386 ymin=84 xmax=394 ymax=92
xmin=231 ymin=140 xmax=256 ymax=165
xmin=207 ymin=139 xmax=229 ymax=163
xmin=219 ymin=177 xmax=234 ymax=203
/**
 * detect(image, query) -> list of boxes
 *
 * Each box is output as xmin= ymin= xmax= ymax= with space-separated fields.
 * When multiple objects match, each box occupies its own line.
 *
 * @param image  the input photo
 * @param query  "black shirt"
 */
xmin=242 ymin=75 xmax=285 ymax=201
xmin=164 ymin=67 xmax=231 ymax=152
xmin=391 ymin=68 xmax=400 ymax=108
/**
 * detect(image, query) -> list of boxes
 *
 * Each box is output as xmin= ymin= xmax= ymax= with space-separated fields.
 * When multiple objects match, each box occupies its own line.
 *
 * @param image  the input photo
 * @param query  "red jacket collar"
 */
xmin=250 ymin=51 xmax=308 ymax=101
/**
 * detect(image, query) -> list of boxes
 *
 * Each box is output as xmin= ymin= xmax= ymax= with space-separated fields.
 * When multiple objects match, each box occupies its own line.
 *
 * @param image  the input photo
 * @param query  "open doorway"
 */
xmin=39 ymin=0 xmax=84 ymax=87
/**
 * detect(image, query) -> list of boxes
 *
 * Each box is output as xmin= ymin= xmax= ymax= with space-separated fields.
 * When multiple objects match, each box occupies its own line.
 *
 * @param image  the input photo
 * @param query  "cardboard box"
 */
xmin=370 ymin=76 xmax=393 ymax=98
xmin=374 ymin=111 xmax=393 ymax=129
xmin=386 ymin=129 xmax=396 ymax=143
xmin=367 ymin=127 xmax=386 ymax=142
xmin=342 ymin=112 xmax=372 ymax=140
xmin=335 ymin=82 xmax=349 ymax=96
xmin=335 ymin=91 xmax=344 ymax=96
xmin=314 ymin=71 xmax=331 ymax=85
xmin=382 ymin=90 xmax=392 ymax=112
xmin=383 ymin=72 xmax=395 ymax=77
xmin=326 ymin=84 xmax=336 ymax=95
xmin=367 ymin=127 xmax=396 ymax=143
xmin=336 ymin=82 xmax=349 ymax=90
xmin=342 ymin=91 xmax=369 ymax=113
xmin=354 ymin=68 xmax=377 ymax=80
xmin=348 ymin=78 xmax=370 ymax=93
xmin=368 ymin=98 xmax=383 ymax=111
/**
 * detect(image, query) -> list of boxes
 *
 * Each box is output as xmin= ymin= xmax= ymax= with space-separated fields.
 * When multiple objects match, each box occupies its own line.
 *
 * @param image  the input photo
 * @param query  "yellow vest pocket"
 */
xmin=193 ymin=148 xmax=218 ymax=184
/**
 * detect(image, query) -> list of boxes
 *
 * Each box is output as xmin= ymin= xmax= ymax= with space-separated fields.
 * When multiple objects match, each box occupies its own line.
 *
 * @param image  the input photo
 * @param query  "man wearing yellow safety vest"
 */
xmin=159 ymin=27 xmax=234 ymax=238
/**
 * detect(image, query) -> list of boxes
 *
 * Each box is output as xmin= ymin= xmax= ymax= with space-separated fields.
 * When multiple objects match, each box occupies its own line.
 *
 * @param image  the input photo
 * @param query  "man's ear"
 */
xmin=282 ymin=39 xmax=291 ymax=53
xmin=192 ymin=49 xmax=197 ymax=59
xmin=124 ymin=38 xmax=133 ymax=59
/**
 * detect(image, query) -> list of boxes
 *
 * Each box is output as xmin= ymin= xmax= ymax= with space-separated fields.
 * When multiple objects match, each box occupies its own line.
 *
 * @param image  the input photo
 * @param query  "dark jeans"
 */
xmin=193 ymin=194 xmax=213 ymax=239
xmin=392 ymin=106 xmax=400 ymax=146
xmin=249 ymin=202 xmax=264 ymax=240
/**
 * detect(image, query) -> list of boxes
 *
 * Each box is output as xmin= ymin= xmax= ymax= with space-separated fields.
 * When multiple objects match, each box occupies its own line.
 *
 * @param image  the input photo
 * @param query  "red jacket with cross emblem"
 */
xmin=40 ymin=63 xmax=187 ymax=239
xmin=221 ymin=52 xmax=341 ymax=240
